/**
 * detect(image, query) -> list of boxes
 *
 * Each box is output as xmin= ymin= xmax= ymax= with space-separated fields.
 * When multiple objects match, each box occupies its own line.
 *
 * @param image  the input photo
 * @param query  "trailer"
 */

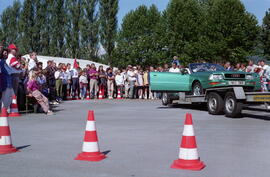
xmin=162 ymin=87 xmax=270 ymax=118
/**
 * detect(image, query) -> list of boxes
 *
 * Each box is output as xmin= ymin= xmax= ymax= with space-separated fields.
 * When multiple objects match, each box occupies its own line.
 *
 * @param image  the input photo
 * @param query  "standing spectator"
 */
xmin=224 ymin=62 xmax=234 ymax=71
xmin=143 ymin=68 xmax=150 ymax=99
xmin=88 ymin=64 xmax=99 ymax=99
xmin=246 ymin=60 xmax=257 ymax=73
xmin=54 ymin=65 xmax=64 ymax=102
xmin=169 ymin=62 xmax=180 ymax=73
xmin=98 ymin=65 xmax=107 ymax=98
xmin=27 ymin=73 xmax=53 ymax=115
xmin=28 ymin=52 xmax=37 ymax=71
xmin=70 ymin=61 xmax=80 ymax=99
xmin=115 ymin=70 xmax=124 ymax=98
xmin=79 ymin=71 xmax=88 ymax=100
xmin=122 ymin=69 xmax=129 ymax=98
xmin=45 ymin=60 xmax=56 ymax=103
xmin=107 ymin=68 xmax=115 ymax=99
xmin=235 ymin=63 xmax=241 ymax=71
xmin=6 ymin=44 xmax=21 ymax=96
xmin=62 ymin=66 xmax=69 ymax=100
xmin=136 ymin=70 xmax=144 ymax=99
xmin=66 ymin=63 xmax=72 ymax=94
xmin=163 ymin=64 xmax=169 ymax=72
xmin=127 ymin=66 xmax=136 ymax=99
xmin=0 ymin=48 xmax=14 ymax=115
xmin=171 ymin=56 xmax=180 ymax=66
xmin=240 ymin=64 xmax=246 ymax=71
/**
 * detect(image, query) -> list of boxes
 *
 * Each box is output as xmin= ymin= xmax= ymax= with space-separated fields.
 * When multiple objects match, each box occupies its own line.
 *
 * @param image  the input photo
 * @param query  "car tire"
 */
xmin=161 ymin=93 xmax=172 ymax=106
xmin=224 ymin=92 xmax=243 ymax=118
xmin=192 ymin=82 xmax=203 ymax=96
xmin=207 ymin=92 xmax=224 ymax=115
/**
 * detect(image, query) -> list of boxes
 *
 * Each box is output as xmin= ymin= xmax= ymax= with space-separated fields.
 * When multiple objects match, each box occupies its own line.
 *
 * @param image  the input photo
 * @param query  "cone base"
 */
xmin=8 ymin=113 xmax=21 ymax=117
xmin=171 ymin=159 xmax=205 ymax=171
xmin=116 ymin=97 xmax=122 ymax=100
xmin=75 ymin=152 xmax=106 ymax=162
xmin=0 ymin=146 xmax=19 ymax=155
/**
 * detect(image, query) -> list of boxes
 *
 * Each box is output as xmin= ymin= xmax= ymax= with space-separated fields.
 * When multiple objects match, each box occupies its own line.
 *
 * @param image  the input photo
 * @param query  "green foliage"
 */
xmin=99 ymin=0 xmax=118 ymax=65
xmin=0 ymin=0 xmax=21 ymax=47
xmin=262 ymin=9 xmax=270 ymax=59
xmin=80 ymin=0 xmax=100 ymax=61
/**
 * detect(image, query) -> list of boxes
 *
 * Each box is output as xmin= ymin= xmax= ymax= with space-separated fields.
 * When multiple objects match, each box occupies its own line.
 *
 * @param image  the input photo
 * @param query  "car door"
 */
xmin=150 ymin=72 xmax=190 ymax=92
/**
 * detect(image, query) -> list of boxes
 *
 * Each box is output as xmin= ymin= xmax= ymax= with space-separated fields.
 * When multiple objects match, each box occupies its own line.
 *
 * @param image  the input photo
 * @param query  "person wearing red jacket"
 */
xmin=6 ymin=44 xmax=22 ymax=95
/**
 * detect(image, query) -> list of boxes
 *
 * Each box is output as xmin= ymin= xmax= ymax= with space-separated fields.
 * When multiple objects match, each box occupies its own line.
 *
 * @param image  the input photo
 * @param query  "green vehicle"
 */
xmin=150 ymin=63 xmax=269 ymax=118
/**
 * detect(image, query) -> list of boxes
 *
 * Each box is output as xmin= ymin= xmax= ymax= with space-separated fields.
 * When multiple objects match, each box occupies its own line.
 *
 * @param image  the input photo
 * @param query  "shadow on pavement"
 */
xmin=242 ymin=113 xmax=270 ymax=121
xmin=102 ymin=150 xmax=111 ymax=155
xmin=157 ymin=104 xmax=208 ymax=112
xmin=17 ymin=145 xmax=31 ymax=150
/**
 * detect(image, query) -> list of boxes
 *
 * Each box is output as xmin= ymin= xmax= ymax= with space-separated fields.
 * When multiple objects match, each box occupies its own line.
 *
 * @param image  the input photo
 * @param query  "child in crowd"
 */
xmin=37 ymin=70 xmax=48 ymax=97
xmin=107 ymin=68 xmax=115 ymax=99
xmin=27 ymin=72 xmax=53 ymax=115
xmin=79 ymin=71 xmax=88 ymax=100
xmin=136 ymin=70 xmax=144 ymax=99
xmin=115 ymin=70 xmax=124 ymax=98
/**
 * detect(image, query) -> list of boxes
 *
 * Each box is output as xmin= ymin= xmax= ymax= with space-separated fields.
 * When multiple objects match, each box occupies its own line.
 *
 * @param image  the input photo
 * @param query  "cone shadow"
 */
xmin=17 ymin=145 xmax=31 ymax=150
xmin=102 ymin=150 xmax=111 ymax=155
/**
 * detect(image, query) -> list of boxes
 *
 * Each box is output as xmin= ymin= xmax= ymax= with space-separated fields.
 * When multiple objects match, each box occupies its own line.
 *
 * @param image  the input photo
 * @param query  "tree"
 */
xmin=80 ymin=0 xmax=100 ymax=61
xmin=99 ymin=0 xmax=118 ymax=64
xmin=205 ymin=0 xmax=259 ymax=63
xmin=113 ymin=5 xmax=162 ymax=67
xmin=0 ymin=1 xmax=21 ymax=47
xmin=50 ymin=0 xmax=67 ymax=57
xmin=66 ymin=0 xmax=83 ymax=58
xmin=262 ymin=9 xmax=270 ymax=59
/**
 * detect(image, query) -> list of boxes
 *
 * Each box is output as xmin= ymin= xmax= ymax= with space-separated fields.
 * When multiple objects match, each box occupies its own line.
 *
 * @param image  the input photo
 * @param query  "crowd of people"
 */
xmin=0 ymin=44 xmax=270 ymax=116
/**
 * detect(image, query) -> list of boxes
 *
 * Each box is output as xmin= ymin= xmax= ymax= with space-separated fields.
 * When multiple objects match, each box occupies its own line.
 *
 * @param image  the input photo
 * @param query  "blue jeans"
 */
xmin=80 ymin=86 xmax=87 ymax=98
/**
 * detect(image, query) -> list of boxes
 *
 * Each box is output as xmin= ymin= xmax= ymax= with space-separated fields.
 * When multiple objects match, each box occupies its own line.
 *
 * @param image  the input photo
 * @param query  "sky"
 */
xmin=0 ymin=0 xmax=269 ymax=26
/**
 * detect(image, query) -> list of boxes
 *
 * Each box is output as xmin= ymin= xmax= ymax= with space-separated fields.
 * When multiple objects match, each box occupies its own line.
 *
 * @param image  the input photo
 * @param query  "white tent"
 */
xmin=23 ymin=55 xmax=110 ymax=70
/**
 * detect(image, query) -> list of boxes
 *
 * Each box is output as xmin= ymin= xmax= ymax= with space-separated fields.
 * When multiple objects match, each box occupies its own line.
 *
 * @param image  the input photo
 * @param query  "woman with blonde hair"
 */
xmin=27 ymin=72 xmax=53 ymax=115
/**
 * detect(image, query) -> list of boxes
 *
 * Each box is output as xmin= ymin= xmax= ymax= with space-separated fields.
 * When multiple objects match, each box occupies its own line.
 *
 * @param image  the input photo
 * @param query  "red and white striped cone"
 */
xmin=8 ymin=95 xmax=21 ymax=117
xmin=75 ymin=110 xmax=106 ymax=161
xmin=85 ymin=90 xmax=91 ymax=100
xmin=98 ymin=89 xmax=104 ymax=100
xmin=0 ymin=110 xmax=18 ymax=154
xmin=171 ymin=113 xmax=205 ymax=171
xmin=0 ymin=108 xmax=8 ymax=118
xmin=117 ymin=89 xmax=122 ymax=99
xmin=67 ymin=90 xmax=73 ymax=101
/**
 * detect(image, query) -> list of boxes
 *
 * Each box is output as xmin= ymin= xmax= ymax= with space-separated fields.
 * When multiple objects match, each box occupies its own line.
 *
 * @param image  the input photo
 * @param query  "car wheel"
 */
xmin=224 ymin=92 xmax=243 ymax=118
xmin=192 ymin=82 xmax=203 ymax=96
xmin=207 ymin=92 xmax=224 ymax=115
xmin=161 ymin=93 xmax=172 ymax=106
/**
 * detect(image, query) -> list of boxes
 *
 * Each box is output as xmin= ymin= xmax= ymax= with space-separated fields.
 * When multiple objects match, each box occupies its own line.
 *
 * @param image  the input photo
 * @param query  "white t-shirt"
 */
xmin=137 ymin=74 xmax=144 ymax=86
xmin=115 ymin=74 xmax=124 ymax=86
xmin=79 ymin=75 xmax=88 ymax=84
xmin=28 ymin=58 xmax=37 ymax=71
xmin=127 ymin=70 xmax=136 ymax=81
xmin=169 ymin=67 xmax=180 ymax=73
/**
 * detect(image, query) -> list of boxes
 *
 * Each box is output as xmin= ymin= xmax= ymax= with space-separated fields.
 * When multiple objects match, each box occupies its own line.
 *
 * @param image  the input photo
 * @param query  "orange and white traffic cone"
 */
xmin=98 ymin=89 xmax=104 ymax=100
xmin=171 ymin=113 xmax=205 ymax=171
xmin=116 ymin=89 xmax=122 ymax=100
xmin=75 ymin=110 xmax=106 ymax=161
xmin=0 ymin=109 xmax=18 ymax=154
xmin=85 ymin=90 xmax=91 ymax=100
xmin=8 ymin=95 xmax=21 ymax=117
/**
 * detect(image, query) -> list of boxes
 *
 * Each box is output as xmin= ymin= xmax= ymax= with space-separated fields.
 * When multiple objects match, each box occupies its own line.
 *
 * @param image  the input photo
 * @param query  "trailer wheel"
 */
xmin=224 ymin=92 xmax=243 ymax=118
xmin=207 ymin=92 xmax=224 ymax=115
xmin=161 ymin=93 xmax=172 ymax=106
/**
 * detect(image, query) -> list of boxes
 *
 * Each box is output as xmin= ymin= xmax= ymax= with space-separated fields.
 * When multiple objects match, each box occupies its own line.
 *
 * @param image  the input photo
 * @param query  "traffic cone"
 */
xmin=0 ymin=107 xmax=8 ymax=117
xmin=0 ymin=111 xmax=19 ymax=154
xmin=8 ymin=95 xmax=21 ymax=117
xmin=116 ymin=89 xmax=122 ymax=100
xmin=171 ymin=113 xmax=205 ymax=171
xmin=85 ymin=90 xmax=91 ymax=100
xmin=75 ymin=110 xmax=106 ymax=161
xmin=98 ymin=89 xmax=104 ymax=100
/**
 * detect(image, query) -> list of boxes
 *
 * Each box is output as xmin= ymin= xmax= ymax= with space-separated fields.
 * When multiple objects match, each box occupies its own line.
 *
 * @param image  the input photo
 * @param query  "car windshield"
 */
xmin=189 ymin=63 xmax=225 ymax=73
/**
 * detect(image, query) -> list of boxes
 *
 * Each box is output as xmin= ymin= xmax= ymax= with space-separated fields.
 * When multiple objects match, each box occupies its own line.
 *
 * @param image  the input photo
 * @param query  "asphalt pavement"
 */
xmin=1 ymin=99 xmax=270 ymax=177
